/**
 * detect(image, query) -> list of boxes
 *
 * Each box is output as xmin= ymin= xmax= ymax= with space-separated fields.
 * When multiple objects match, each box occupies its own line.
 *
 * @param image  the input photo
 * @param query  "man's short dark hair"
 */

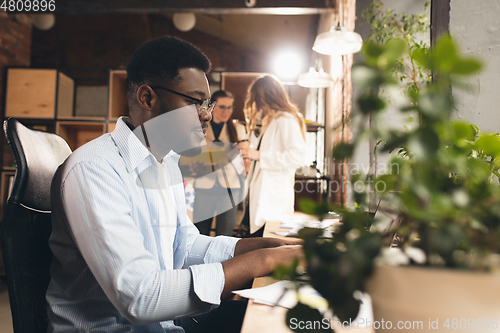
xmin=126 ymin=36 xmax=211 ymax=93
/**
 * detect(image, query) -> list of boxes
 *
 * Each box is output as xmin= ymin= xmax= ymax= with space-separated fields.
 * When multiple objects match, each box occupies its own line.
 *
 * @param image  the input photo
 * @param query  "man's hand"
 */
xmin=233 ymin=237 xmax=302 ymax=256
xmin=220 ymin=244 xmax=304 ymax=300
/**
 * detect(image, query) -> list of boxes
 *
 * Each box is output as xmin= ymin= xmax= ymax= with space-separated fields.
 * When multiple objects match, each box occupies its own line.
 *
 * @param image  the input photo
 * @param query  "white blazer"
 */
xmin=247 ymin=112 xmax=307 ymax=233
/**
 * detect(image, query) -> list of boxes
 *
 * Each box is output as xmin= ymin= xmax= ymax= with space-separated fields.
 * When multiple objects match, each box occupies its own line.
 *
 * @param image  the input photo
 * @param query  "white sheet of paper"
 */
xmin=233 ymin=281 xmax=374 ymax=327
xmin=278 ymin=218 xmax=339 ymax=237
xmin=280 ymin=219 xmax=338 ymax=229
xmin=233 ymin=281 xmax=327 ymax=309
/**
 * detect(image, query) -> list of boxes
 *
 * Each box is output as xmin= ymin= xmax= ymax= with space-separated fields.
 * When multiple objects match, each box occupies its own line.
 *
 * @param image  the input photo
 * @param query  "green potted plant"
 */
xmin=276 ymin=20 xmax=500 ymax=333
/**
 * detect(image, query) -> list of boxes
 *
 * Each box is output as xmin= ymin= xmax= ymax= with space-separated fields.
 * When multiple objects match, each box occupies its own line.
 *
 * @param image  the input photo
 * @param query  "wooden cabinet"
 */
xmin=5 ymin=68 xmax=74 ymax=119
xmin=108 ymin=70 xmax=129 ymax=119
xmin=56 ymin=121 xmax=107 ymax=151
xmin=0 ymin=67 xmax=134 ymax=276
xmin=0 ymin=68 xmax=118 ymax=216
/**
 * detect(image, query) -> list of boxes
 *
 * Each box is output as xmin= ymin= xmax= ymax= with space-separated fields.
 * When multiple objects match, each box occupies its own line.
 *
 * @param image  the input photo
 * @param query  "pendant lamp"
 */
xmin=172 ymin=13 xmax=196 ymax=32
xmin=298 ymin=67 xmax=332 ymax=88
xmin=313 ymin=24 xmax=363 ymax=56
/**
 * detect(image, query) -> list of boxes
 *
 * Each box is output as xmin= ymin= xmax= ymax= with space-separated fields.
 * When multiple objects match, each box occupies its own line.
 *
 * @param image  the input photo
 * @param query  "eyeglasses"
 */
xmin=149 ymin=85 xmax=215 ymax=116
xmin=217 ymin=105 xmax=233 ymax=111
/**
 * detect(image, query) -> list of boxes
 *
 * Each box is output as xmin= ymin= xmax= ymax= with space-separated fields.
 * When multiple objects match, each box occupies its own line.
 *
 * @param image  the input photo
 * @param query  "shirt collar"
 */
xmin=111 ymin=117 xmax=157 ymax=173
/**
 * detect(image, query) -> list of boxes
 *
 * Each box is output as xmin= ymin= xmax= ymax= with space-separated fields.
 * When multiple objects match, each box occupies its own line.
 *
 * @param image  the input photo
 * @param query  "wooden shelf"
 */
xmin=305 ymin=121 xmax=324 ymax=132
xmin=57 ymin=116 xmax=106 ymax=121
xmin=5 ymin=68 xmax=74 ymax=119
xmin=1 ymin=67 xmax=119 ymax=221
xmin=108 ymin=70 xmax=129 ymax=120
xmin=56 ymin=121 xmax=106 ymax=151
xmin=56 ymin=71 xmax=76 ymax=118
xmin=108 ymin=121 xmax=117 ymax=132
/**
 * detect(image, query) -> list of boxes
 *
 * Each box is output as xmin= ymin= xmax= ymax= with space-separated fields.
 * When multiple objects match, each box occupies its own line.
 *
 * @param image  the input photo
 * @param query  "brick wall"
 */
xmin=0 ymin=12 xmax=32 ymax=205
xmin=0 ymin=13 xmax=32 ymax=117
xmin=0 ymin=13 xmax=32 ymax=275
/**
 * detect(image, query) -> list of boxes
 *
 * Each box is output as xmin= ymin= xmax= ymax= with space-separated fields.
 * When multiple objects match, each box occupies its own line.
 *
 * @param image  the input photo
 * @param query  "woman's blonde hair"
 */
xmin=243 ymin=75 xmax=306 ymax=140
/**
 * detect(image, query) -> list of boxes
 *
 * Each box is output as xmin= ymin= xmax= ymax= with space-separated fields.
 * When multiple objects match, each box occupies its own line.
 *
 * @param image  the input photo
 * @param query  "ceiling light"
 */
xmin=313 ymin=24 xmax=363 ymax=56
xmin=298 ymin=67 xmax=332 ymax=88
xmin=32 ymin=13 xmax=55 ymax=31
xmin=172 ymin=13 xmax=196 ymax=32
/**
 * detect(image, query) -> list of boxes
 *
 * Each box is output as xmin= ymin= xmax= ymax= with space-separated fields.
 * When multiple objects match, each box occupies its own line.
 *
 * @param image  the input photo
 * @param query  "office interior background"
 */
xmin=0 ymin=0 xmax=499 ymax=331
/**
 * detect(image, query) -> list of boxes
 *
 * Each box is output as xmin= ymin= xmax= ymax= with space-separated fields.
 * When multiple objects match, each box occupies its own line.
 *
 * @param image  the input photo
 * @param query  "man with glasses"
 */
xmin=47 ymin=36 xmax=302 ymax=332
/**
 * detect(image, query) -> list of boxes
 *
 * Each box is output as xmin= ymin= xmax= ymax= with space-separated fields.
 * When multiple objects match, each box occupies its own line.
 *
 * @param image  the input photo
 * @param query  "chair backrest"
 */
xmin=1 ymin=118 xmax=72 ymax=333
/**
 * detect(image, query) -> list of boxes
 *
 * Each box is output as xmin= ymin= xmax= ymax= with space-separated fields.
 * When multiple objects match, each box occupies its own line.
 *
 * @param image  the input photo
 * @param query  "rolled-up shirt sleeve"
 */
xmin=185 ymin=231 xmax=240 ymax=305
xmin=185 ymin=234 xmax=240 ymax=266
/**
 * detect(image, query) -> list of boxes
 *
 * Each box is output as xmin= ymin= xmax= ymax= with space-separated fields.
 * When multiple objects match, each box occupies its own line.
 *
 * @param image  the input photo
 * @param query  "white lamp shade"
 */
xmin=313 ymin=25 xmax=363 ymax=55
xmin=32 ymin=14 xmax=55 ymax=31
xmin=298 ymin=67 xmax=332 ymax=88
xmin=172 ymin=13 xmax=196 ymax=32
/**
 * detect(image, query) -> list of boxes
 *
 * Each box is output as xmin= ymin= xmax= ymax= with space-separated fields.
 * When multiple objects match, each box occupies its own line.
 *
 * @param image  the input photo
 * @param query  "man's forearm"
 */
xmin=233 ymin=237 xmax=302 ymax=257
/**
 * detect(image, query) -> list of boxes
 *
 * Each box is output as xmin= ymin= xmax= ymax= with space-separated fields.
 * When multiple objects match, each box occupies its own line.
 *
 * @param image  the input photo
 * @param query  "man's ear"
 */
xmin=136 ymin=85 xmax=157 ymax=110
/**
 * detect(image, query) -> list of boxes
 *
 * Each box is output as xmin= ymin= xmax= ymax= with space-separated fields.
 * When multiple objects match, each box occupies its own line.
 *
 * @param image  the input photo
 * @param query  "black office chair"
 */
xmin=1 ymin=118 xmax=72 ymax=333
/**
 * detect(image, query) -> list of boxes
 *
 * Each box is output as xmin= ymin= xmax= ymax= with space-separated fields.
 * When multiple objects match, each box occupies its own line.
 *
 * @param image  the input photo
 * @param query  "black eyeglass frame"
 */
xmin=149 ymin=85 xmax=215 ymax=115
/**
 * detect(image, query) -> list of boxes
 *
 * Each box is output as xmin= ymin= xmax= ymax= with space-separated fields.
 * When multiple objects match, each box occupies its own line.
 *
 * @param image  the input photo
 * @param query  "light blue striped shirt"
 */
xmin=46 ymin=117 xmax=239 ymax=332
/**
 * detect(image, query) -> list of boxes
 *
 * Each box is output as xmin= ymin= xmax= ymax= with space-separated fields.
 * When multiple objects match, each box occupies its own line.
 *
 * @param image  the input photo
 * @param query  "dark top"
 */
xmin=211 ymin=120 xmax=225 ymax=142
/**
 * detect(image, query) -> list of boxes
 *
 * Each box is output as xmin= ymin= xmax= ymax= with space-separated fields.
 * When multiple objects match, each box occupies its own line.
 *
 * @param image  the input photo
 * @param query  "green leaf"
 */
xmin=378 ymin=38 xmax=407 ymax=68
xmin=380 ymin=131 xmax=410 ymax=153
xmin=433 ymin=35 xmax=458 ymax=73
xmin=418 ymin=92 xmax=452 ymax=119
xmin=286 ymin=302 xmax=331 ymax=332
xmin=357 ymin=95 xmax=386 ymax=114
xmin=412 ymin=48 xmax=432 ymax=69
xmin=298 ymin=198 xmax=320 ymax=216
xmin=374 ymin=174 xmax=396 ymax=193
xmin=298 ymin=199 xmax=333 ymax=221
xmin=332 ymin=142 xmax=355 ymax=160
xmin=452 ymin=58 xmax=482 ymax=75
xmin=352 ymin=65 xmax=380 ymax=88
xmin=298 ymin=227 xmax=324 ymax=242
xmin=331 ymin=296 xmax=361 ymax=323
xmin=476 ymin=134 xmax=500 ymax=156
xmin=407 ymin=127 xmax=439 ymax=159
xmin=373 ymin=140 xmax=383 ymax=154
xmin=452 ymin=122 xmax=474 ymax=141
xmin=362 ymin=41 xmax=384 ymax=66
xmin=274 ymin=258 xmax=299 ymax=281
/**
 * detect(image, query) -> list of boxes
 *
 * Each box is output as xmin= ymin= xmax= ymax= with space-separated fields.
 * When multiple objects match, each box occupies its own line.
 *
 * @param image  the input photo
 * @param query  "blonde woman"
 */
xmin=240 ymin=75 xmax=307 ymax=237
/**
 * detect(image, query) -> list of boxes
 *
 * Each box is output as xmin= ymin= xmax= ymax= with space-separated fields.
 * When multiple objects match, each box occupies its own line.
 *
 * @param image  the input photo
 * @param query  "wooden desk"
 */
xmin=240 ymin=217 xmax=374 ymax=333
xmin=240 ymin=219 xmax=296 ymax=333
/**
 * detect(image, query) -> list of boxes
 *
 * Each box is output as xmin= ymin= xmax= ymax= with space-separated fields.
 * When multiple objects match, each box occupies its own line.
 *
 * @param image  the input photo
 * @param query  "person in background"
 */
xmin=240 ymin=75 xmax=307 ymax=237
xmin=193 ymin=90 xmax=247 ymax=236
xmin=46 ymin=36 xmax=302 ymax=333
